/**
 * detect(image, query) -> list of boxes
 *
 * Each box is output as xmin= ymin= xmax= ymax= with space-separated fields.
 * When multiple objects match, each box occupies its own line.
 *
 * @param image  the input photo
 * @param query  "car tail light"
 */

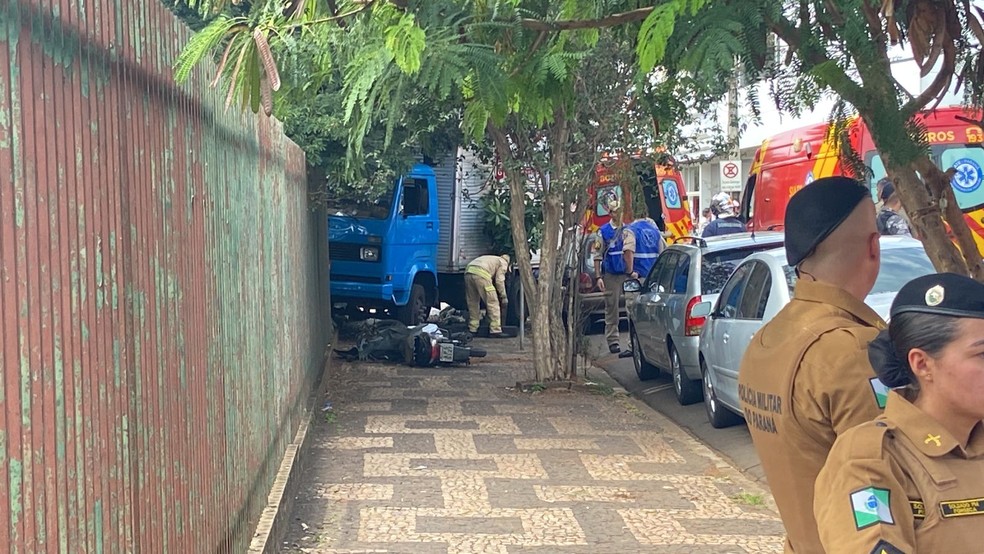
xmin=685 ymin=295 xmax=706 ymax=336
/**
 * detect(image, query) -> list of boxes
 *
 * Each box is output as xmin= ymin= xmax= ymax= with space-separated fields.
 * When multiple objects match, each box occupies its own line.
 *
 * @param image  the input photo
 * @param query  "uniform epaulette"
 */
xmin=839 ymin=420 xmax=895 ymax=460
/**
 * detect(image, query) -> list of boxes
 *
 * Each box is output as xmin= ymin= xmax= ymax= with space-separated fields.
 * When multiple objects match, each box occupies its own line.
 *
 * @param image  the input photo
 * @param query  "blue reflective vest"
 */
xmin=602 ymin=219 xmax=663 ymax=276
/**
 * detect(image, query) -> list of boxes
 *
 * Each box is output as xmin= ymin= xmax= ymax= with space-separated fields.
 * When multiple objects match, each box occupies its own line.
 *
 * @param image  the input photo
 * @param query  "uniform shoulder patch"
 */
xmin=869 ymin=377 xmax=889 ymax=409
xmin=869 ymin=539 xmax=906 ymax=554
xmin=851 ymin=486 xmax=895 ymax=529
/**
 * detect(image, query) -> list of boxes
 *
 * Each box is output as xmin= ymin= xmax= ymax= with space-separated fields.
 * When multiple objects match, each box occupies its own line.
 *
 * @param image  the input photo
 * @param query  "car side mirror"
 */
xmin=690 ymin=301 xmax=713 ymax=318
xmin=622 ymin=279 xmax=642 ymax=293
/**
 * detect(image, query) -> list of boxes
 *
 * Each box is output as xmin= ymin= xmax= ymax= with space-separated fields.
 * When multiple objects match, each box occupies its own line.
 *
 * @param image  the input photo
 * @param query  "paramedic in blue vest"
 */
xmin=702 ymin=192 xmax=746 ymax=237
xmin=594 ymin=198 xmax=665 ymax=354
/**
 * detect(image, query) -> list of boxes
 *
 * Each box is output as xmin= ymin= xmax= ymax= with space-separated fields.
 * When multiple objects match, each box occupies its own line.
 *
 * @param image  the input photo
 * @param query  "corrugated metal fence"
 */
xmin=0 ymin=1 xmax=328 ymax=552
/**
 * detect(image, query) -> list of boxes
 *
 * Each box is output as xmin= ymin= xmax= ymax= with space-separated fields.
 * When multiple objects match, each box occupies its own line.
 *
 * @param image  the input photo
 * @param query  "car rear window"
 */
xmin=700 ymin=244 xmax=783 ymax=294
xmin=781 ymin=246 xmax=934 ymax=295
xmin=870 ymin=247 xmax=935 ymax=294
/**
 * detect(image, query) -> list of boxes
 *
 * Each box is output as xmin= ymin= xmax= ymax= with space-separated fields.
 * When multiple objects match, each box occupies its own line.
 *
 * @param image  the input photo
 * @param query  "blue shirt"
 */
xmin=702 ymin=217 xmax=745 ymax=237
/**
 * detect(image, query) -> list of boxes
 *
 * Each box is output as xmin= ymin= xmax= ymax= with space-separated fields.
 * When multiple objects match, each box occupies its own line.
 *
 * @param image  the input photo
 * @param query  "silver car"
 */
xmin=696 ymin=236 xmax=935 ymax=428
xmin=623 ymin=232 xmax=784 ymax=406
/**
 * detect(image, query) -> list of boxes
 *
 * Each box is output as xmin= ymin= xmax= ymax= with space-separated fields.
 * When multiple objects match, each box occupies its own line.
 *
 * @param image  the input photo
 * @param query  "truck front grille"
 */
xmin=331 ymin=273 xmax=383 ymax=284
xmin=329 ymin=242 xmax=362 ymax=261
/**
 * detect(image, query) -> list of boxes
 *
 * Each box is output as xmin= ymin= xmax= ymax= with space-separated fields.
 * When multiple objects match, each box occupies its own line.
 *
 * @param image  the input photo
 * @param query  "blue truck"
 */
xmin=328 ymin=149 xmax=504 ymax=325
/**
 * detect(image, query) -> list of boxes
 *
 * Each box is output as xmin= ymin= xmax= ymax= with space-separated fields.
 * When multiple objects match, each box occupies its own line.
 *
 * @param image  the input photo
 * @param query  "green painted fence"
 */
xmin=0 ymin=0 xmax=328 ymax=551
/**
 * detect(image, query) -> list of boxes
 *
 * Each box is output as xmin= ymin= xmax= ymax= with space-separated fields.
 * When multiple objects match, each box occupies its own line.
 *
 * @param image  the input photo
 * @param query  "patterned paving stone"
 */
xmin=341 ymin=402 xmax=393 ymax=412
xmin=284 ymin=350 xmax=784 ymax=553
xmin=329 ymin=437 xmax=394 ymax=450
xmin=514 ymin=438 xmax=599 ymax=451
xmin=316 ymin=484 xmax=394 ymax=501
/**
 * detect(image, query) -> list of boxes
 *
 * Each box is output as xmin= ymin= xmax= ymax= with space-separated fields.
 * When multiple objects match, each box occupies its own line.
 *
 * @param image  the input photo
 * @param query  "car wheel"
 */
xmin=630 ymin=326 xmax=659 ymax=381
xmin=702 ymin=357 xmax=743 ymax=428
xmin=397 ymin=284 xmax=428 ymax=326
xmin=671 ymin=343 xmax=702 ymax=405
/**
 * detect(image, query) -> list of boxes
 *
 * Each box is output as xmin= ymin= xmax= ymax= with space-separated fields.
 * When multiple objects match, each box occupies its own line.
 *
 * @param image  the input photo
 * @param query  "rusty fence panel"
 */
xmin=0 ymin=0 xmax=328 ymax=551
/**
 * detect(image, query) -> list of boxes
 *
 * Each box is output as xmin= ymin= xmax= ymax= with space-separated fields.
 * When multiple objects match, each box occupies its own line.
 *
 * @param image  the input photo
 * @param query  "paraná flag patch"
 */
xmin=851 ymin=487 xmax=894 ymax=529
xmin=869 ymin=378 xmax=890 ymax=409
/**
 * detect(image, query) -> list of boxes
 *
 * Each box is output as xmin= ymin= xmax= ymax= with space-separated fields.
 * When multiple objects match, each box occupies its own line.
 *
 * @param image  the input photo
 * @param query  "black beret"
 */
xmin=891 ymin=272 xmax=984 ymax=319
xmin=784 ymin=176 xmax=870 ymax=266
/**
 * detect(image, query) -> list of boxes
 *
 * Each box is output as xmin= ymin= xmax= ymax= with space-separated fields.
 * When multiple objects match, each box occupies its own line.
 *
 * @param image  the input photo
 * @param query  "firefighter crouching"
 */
xmin=465 ymin=254 xmax=511 ymax=337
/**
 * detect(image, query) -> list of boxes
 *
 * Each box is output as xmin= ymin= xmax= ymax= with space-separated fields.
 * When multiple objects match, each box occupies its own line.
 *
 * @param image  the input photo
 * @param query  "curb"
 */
xmin=248 ymin=348 xmax=332 ymax=553
xmin=247 ymin=416 xmax=312 ymax=553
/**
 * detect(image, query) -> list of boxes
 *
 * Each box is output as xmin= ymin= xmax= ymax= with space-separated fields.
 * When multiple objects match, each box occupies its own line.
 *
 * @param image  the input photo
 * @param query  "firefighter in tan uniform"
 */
xmin=815 ymin=273 xmax=984 ymax=554
xmin=465 ymin=254 xmax=510 ymax=336
xmin=738 ymin=177 xmax=888 ymax=553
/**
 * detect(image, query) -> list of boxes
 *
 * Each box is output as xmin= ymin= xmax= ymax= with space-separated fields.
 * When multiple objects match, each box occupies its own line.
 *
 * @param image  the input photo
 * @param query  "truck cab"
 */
xmin=328 ymin=164 xmax=439 ymax=324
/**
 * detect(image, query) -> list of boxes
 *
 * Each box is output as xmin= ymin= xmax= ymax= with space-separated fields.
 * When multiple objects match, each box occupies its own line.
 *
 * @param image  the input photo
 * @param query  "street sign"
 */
xmin=720 ymin=160 xmax=743 ymax=192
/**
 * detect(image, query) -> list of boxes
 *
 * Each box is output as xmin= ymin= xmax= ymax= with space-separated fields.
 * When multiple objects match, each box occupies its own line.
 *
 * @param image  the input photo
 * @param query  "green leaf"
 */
xmin=463 ymin=101 xmax=490 ymax=142
xmin=385 ymin=14 xmax=427 ymax=75
xmin=636 ymin=4 xmax=680 ymax=74
xmin=248 ymin=47 xmax=261 ymax=113
xmin=173 ymin=15 xmax=241 ymax=84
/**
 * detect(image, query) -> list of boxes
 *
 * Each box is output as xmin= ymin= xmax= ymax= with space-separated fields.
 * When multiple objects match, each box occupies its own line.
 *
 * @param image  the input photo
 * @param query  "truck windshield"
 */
xmin=939 ymin=145 xmax=984 ymax=211
xmin=326 ymin=189 xmax=394 ymax=220
xmin=867 ymin=144 xmax=984 ymax=211
xmin=595 ymin=185 xmax=623 ymax=217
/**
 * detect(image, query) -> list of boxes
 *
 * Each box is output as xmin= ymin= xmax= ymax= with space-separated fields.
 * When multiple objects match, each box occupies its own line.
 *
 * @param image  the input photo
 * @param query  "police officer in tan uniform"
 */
xmin=738 ymin=177 xmax=888 ymax=553
xmin=815 ymin=273 xmax=984 ymax=553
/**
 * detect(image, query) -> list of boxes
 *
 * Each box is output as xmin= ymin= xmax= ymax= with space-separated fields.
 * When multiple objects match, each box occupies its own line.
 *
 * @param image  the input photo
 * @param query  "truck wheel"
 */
xmin=398 ymin=284 xmax=428 ymax=326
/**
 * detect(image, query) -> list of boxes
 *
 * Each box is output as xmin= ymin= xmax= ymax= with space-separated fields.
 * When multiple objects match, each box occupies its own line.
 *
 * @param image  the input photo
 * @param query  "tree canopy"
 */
xmin=173 ymin=0 xmax=984 ymax=380
xmin=662 ymin=0 xmax=984 ymax=276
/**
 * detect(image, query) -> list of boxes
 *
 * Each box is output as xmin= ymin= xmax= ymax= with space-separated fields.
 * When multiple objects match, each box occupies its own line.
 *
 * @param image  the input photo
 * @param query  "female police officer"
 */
xmin=814 ymin=273 xmax=984 ymax=553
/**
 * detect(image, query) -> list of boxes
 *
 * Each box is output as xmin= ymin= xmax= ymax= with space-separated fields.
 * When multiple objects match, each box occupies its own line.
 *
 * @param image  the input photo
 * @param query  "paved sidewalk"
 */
xmin=283 ymin=336 xmax=785 ymax=553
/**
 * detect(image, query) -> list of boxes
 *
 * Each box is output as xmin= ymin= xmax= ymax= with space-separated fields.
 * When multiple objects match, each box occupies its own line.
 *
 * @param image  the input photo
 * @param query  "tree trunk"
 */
xmin=488 ymin=124 xmax=538 ymax=308
xmin=487 ymin=122 xmax=552 ymax=381
xmin=879 ymin=160 xmax=967 ymax=272
xmin=546 ymin=109 xmax=574 ymax=380
xmin=487 ymin=116 xmax=584 ymax=382
xmin=537 ymin=189 xmax=564 ymax=378
xmin=912 ymin=158 xmax=984 ymax=280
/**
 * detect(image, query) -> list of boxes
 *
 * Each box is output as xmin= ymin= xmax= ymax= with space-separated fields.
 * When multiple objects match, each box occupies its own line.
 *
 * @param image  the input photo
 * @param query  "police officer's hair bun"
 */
xmin=872 ymin=312 xmax=962 ymax=389
xmin=868 ymin=329 xmax=913 ymax=388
